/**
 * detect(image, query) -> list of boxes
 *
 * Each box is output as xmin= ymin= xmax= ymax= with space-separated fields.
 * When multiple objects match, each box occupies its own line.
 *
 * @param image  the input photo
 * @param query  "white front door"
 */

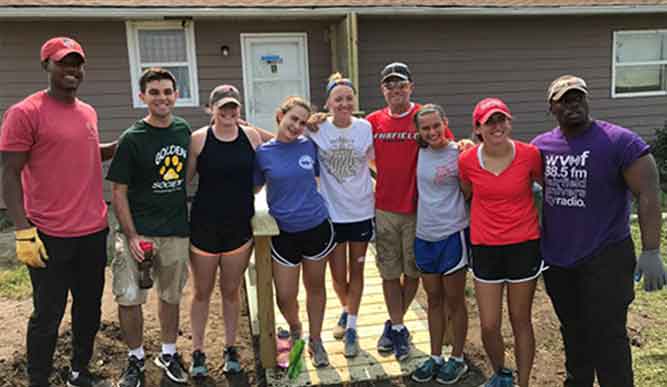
xmin=241 ymin=33 xmax=310 ymax=132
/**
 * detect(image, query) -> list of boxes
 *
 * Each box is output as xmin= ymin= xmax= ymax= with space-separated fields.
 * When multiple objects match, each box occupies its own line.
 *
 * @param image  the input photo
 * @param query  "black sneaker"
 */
xmin=190 ymin=350 xmax=208 ymax=378
xmin=154 ymin=352 xmax=188 ymax=384
xmin=117 ymin=356 xmax=145 ymax=387
xmin=223 ymin=346 xmax=242 ymax=374
xmin=66 ymin=370 xmax=104 ymax=387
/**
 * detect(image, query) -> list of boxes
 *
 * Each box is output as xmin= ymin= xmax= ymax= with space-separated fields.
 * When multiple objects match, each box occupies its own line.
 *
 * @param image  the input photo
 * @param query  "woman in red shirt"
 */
xmin=458 ymin=98 xmax=544 ymax=387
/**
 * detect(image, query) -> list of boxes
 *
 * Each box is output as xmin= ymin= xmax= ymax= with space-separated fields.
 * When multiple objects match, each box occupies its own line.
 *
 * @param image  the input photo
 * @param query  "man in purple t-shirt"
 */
xmin=532 ymin=75 xmax=666 ymax=387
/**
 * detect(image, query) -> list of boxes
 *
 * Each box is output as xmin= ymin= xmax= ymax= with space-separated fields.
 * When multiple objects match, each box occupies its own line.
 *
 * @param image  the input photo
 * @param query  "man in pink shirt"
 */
xmin=0 ymin=37 xmax=116 ymax=387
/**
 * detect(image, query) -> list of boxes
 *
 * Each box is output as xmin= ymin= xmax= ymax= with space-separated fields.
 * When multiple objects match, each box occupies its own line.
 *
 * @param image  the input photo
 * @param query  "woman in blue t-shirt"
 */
xmin=254 ymin=96 xmax=336 ymax=368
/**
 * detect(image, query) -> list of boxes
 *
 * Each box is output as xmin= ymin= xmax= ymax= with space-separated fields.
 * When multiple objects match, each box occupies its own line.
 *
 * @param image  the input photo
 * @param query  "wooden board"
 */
xmin=262 ymin=253 xmax=445 ymax=386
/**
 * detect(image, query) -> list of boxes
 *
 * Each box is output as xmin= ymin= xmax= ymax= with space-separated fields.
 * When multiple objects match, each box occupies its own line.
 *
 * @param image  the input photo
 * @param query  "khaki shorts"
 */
xmin=112 ymin=232 xmax=189 ymax=306
xmin=374 ymin=209 xmax=419 ymax=280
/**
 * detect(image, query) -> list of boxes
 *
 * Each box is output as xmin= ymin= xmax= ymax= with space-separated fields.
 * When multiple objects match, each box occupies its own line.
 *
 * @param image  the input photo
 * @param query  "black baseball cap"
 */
xmin=380 ymin=62 xmax=412 ymax=83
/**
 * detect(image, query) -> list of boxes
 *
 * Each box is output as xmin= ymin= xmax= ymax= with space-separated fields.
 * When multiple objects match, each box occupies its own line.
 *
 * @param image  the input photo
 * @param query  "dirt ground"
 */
xmin=0 ymin=268 xmax=257 ymax=387
xmin=0 ymin=243 xmax=650 ymax=387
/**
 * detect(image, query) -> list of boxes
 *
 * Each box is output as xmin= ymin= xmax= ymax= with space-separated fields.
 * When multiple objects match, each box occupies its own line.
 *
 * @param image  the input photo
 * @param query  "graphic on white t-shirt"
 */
xmin=544 ymin=150 xmax=589 ymax=208
xmin=308 ymin=117 xmax=374 ymax=223
xmin=320 ymin=136 xmax=364 ymax=184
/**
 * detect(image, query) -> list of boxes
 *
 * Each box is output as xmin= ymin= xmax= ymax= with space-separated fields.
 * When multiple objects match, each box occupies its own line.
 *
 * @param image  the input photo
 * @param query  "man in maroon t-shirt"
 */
xmin=0 ymin=37 xmax=116 ymax=387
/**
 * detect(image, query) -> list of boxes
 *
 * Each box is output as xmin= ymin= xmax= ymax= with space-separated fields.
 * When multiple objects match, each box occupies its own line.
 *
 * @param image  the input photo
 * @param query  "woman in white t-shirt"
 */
xmin=307 ymin=73 xmax=375 ymax=358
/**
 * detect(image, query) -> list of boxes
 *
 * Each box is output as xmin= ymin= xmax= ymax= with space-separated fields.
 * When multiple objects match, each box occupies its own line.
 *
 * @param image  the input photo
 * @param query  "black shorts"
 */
xmin=190 ymin=221 xmax=253 ymax=255
xmin=333 ymin=218 xmax=375 ymax=243
xmin=271 ymin=219 xmax=337 ymax=267
xmin=471 ymin=239 xmax=546 ymax=283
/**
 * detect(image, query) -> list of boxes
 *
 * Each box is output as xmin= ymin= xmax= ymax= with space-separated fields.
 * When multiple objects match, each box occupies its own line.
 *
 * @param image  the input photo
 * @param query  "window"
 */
xmin=126 ymin=21 xmax=199 ymax=107
xmin=613 ymin=30 xmax=667 ymax=97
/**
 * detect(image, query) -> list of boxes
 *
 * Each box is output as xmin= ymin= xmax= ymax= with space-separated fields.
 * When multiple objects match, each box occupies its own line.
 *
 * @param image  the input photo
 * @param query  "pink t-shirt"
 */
xmin=0 ymin=91 xmax=107 ymax=237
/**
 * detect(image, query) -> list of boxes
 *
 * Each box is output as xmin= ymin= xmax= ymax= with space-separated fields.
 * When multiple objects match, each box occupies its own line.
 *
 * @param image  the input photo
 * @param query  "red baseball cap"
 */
xmin=40 ymin=37 xmax=85 ymax=62
xmin=472 ymin=97 xmax=512 ymax=126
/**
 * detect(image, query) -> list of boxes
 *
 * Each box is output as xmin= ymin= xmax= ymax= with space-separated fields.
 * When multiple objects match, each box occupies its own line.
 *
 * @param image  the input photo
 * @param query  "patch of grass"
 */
xmin=630 ymin=221 xmax=667 ymax=386
xmin=0 ymin=265 xmax=31 ymax=299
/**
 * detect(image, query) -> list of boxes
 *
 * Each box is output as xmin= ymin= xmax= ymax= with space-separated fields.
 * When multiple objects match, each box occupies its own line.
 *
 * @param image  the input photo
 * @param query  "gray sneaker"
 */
xmin=333 ymin=312 xmax=348 ymax=340
xmin=308 ymin=338 xmax=330 ymax=368
xmin=343 ymin=328 xmax=359 ymax=358
xmin=436 ymin=357 xmax=469 ymax=384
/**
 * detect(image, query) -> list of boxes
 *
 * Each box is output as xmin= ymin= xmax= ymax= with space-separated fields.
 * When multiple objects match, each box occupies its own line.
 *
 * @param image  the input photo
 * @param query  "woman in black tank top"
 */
xmin=185 ymin=85 xmax=263 ymax=375
xmin=190 ymin=125 xmax=255 ymax=225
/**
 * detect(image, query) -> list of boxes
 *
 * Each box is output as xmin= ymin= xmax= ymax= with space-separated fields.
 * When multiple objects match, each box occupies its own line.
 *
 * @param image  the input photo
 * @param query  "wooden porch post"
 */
xmin=251 ymin=192 xmax=279 ymax=369
xmin=346 ymin=12 xmax=359 ymax=111
xmin=330 ymin=12 xmax=360 ymax=112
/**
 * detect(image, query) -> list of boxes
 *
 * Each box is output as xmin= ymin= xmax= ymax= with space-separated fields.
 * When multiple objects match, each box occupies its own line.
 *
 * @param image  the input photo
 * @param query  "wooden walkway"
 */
xmin=247 ymin=244 xmax=443 ymax=386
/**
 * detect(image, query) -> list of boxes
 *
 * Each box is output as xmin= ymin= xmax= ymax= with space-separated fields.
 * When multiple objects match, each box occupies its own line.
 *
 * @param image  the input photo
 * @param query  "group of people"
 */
xmin=1 ymin=36 xmax=665 ymax=387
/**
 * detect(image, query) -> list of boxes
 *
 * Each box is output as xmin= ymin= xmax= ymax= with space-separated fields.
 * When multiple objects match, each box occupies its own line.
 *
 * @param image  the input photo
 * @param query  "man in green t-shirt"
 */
xmin=106 ymin=68 xmax=191 ymax=387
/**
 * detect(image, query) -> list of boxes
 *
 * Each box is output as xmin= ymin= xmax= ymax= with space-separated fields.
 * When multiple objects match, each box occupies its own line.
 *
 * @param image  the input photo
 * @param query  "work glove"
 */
xmin=635 ymin=249 xmax=666 ymax=292
xmin=15 ymin=227 xmax=48 ymax=268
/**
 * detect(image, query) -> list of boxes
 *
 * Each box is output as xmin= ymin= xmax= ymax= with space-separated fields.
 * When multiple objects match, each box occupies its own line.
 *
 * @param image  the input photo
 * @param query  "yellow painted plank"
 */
xmin=266 ymin=337 xmax=452 ymax=379
xmin=260 ymin=239 xmax=446 ymax=386
xmin=274 ymin=308 xmax=426 ymax=330
xmin=293 ymin=286 xmax=390 ymax=302
xmin=266 ymin=347 xmax=433 ymax=387
xmin=322 ymin=345 xmax=431 ymax=369
xmin=318 ymin=331 xmax=435 ymax=355
xmin=271 ymin=319 xmax=430 ymax=344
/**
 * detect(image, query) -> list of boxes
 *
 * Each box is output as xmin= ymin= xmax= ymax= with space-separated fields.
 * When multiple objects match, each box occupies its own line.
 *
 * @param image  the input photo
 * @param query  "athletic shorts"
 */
xmin=190 ymin=221 xmax=253 ymax=255
xmin=271 ymin=219 xmax=337 ymax=267
xmin=415 ymin=228 xmax=470 ymax=275
xmin=375 ymin=209 xmax=419 ymax=280
xmin=471 ymin=239 xmax=546 ymax=283
xmin=112 ymin=232 xmax=189 ymax=306
xmin=333 ymin=218 xmax=375 ymax=243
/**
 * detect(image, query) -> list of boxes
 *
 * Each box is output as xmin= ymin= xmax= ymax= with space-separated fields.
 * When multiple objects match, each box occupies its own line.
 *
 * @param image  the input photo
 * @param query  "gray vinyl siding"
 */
xmin=357 ymin=14 xmax=667 ymax=142
xmin=0 ymin=19 xmax=331 ymax=136
xmin=0 ymin=19 xmax=332 ymax=207
xmin=2 ymin=13 xmax=667 ymax=209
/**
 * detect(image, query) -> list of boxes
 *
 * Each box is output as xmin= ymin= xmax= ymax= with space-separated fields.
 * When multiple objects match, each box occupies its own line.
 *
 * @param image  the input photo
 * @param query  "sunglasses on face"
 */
xmin=382 ymin=80 xmax=411 ymax=90
xmin=484 ymin=114 xmax=510 ymax=126
xmin=556 ymin=92 xmax=586 ymax=106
